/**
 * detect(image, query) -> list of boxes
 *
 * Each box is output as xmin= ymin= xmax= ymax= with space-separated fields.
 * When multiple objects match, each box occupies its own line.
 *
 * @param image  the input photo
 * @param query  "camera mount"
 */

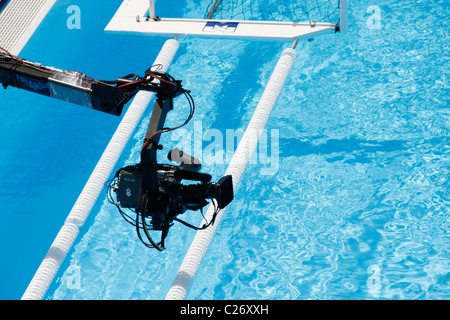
xmin=108 ymin=73 xmax=233 ymax=251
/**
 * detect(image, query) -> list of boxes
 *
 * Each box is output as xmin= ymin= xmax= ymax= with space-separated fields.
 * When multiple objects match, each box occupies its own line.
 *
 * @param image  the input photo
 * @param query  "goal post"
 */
xmin=148 ymin=0 xmax=155 ymax=20
xmin=339 ymin=0 xmax=347 ymax=32
xmin=106 ymin=0 xmax=348 ymax=41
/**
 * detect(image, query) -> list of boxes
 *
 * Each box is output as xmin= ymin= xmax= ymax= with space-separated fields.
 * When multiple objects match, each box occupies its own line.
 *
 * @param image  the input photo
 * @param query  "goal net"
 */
xmin=205 ymin=0 xmax=343 ymax=26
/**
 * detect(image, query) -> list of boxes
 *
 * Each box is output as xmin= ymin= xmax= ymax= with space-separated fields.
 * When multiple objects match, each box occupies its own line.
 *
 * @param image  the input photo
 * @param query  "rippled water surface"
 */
xmin=0 ymin=0 xmax=448 ymax=300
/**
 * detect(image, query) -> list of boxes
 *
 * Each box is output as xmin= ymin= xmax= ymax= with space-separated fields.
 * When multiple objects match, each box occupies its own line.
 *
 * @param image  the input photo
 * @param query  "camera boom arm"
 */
xmin=0 ymin=49 xmax=183 ymax=116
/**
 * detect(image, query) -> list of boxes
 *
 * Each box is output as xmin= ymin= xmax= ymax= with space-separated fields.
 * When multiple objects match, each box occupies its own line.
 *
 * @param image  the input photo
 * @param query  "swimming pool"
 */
xmin=0 ymin=0 xmax=449 ymax=300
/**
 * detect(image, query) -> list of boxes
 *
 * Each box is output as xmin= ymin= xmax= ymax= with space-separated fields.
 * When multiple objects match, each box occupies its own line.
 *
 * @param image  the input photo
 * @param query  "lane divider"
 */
xmin=165 ymin=46 xmax=297 ymax=300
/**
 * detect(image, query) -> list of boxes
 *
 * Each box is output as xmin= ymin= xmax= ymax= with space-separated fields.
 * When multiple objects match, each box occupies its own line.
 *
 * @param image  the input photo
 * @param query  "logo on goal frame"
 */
xmin=203 ymin=21 xmax=239 ymax=33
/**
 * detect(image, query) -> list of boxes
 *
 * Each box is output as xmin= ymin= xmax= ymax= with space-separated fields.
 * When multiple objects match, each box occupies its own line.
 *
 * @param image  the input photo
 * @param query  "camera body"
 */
xmin=115 ymin=161 xmax=233 ymax=231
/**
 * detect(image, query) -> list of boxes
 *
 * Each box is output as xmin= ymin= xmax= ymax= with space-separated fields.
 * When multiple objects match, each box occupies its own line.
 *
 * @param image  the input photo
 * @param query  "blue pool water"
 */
xmin=0 ymin=0 xmax=449 ymax=300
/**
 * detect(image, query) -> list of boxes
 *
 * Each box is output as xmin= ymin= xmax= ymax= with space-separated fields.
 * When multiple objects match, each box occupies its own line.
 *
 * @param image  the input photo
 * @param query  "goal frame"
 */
xmin=105 ymin=0 xmax=347 ymax=41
